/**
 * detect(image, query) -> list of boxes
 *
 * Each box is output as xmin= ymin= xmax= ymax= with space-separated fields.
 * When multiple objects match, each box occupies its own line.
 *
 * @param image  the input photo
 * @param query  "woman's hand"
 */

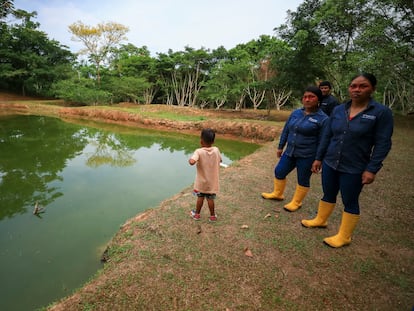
xmin=276 ymin=149 xmax=283 ymax=158
xmin=362 ymin=171 xmax=376 ymax=184
xmin=312 ymin=160 xmax=322 ymax=173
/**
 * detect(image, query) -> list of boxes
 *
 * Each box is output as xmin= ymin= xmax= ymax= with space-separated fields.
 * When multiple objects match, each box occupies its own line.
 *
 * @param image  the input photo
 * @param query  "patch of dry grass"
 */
xmin=46 ymin=115 xmax=414 ymax=311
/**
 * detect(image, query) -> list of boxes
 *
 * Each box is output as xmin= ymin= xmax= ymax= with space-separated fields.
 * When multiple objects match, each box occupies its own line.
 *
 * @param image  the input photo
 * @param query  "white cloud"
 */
xmin=14 ymin=0 xmax=303 ymax=55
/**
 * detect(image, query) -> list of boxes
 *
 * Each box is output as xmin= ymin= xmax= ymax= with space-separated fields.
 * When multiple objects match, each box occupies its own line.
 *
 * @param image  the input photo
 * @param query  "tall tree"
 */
xmin=274 ymin=0 xmax=326 ymax=94
xmin=0 ymin=9 xmax=74 ymax=95
xmin=0 ymin=0 xmax=14 ymax=20
xmin=108 ymin=44 xmax=159 ymax=104
xmin=157 ymin=47 xmax=211 ymax=107
xmin=355 ymin=0 xmax=414 ymax=111
xmin=274 ymin=0 xmax=414 ymax=111
xmin=68 ymin=21 xmax=129 ymax=85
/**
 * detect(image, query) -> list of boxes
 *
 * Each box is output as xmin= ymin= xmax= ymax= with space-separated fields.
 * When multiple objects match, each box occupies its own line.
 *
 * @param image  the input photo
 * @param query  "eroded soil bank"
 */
xmin=0 ymin=99 xmax=289 ymax=144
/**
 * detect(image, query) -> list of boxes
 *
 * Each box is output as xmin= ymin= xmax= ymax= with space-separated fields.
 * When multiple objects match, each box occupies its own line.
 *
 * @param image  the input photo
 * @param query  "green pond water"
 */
xmin=0 ymin=114 xmax=260 ymax=310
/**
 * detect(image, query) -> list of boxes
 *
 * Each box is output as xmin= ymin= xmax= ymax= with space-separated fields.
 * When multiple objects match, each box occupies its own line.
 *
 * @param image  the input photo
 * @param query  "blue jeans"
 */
xmin=274 ymin=154 xmax=313 ymax=187
xmin=321 ymin=162 xmax=364 ymax=215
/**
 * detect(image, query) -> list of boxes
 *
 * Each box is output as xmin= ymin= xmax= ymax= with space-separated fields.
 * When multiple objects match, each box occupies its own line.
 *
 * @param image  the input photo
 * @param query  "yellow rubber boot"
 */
xmin=323 ymin=212 xmax=360 ymax=248
xmin=284 ymin=184 xmax=309 ymax=212
xmin=261 ymin=178 xmax=286 ymax=201
xmin=301 ymin=200 xmax=335 ymax=228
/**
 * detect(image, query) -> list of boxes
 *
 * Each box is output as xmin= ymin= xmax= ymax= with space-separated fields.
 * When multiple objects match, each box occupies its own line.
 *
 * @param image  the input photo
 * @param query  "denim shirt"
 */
xmin=279 ymin=108 xmax=328 ymax=158
xmin=320 ymin=94 xmax=339 ymax=116
xmin=316 ymin=99 xmax=393 ymax=174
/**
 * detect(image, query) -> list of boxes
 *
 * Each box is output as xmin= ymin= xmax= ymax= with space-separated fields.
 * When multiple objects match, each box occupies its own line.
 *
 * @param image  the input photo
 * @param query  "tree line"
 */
xmin=0 ymin=0 xmax=413 ymax=113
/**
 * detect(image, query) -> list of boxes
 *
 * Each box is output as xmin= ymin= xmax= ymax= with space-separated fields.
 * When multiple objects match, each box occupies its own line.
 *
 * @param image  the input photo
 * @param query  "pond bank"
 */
xmin=0 ymin=102 xmax=286 ymax=144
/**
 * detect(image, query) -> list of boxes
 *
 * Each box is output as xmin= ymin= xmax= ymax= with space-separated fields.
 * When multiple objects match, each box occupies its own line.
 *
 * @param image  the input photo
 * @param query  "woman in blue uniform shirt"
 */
xmin=302 ymin=73 xmax=393 ymax=248
xmin=262 ymin=86 xmax=329 ymax=212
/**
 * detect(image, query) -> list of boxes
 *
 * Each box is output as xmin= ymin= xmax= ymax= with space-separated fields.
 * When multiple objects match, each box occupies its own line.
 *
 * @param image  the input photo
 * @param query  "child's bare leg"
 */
xmin=207 ymin=198 xmax=215 ymax=216
xmin=195 ymin=196 xmax=204 ymax=214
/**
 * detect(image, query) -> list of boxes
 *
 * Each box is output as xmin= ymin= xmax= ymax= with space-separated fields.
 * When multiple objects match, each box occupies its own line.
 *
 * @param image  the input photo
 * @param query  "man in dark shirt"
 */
xmin=319 ymin=81 xmax=339 ymax=116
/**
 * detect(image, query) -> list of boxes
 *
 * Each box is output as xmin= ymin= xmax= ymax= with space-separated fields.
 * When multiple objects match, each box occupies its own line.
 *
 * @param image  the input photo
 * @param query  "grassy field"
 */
xmin=1 ymin=96 xmax=412 ymax=311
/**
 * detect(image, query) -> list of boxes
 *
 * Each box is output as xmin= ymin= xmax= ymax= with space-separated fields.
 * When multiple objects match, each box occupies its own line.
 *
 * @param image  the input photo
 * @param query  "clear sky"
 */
xmin=13 ymin=0 xmax=303 ymax=55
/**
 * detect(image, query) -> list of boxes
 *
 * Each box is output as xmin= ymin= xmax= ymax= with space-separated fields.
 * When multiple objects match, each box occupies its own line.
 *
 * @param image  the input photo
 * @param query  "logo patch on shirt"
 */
xmin=308 ymin=117 xmax=318 ymax=123
xmin=361 ymin=114 xmax=376 ymax=120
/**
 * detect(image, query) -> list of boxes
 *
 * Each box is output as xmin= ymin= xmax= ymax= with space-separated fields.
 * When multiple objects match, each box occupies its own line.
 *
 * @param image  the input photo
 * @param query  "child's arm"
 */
xmin=189 ymin=149 xmax=198 ymax=165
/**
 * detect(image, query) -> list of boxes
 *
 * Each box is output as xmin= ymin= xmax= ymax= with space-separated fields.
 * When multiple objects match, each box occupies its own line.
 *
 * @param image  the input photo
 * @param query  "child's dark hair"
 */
xmin=201 ymin=128 xmax=215 ymax=144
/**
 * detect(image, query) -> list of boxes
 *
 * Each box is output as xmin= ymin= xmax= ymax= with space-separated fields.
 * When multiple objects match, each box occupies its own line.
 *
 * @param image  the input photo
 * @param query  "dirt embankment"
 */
xmin=59 ymin=107 xmax=282 ymax=143
xmin=0 ymin=95 xmax=287 ymax=143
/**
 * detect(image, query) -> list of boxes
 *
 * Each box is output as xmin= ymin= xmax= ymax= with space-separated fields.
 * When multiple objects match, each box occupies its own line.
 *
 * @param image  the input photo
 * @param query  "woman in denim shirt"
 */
xmin=262 ymin=86 xmax=328 ymax=212
xmin=301 ymin=73 xmax=393 ymax=248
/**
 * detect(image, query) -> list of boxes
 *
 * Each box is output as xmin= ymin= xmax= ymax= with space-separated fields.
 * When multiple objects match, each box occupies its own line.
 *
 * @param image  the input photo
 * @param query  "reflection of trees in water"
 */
xmin=85 ymin=133 xmax=136 ymax=167
xmin=83 ymin=128 xmax=197 ymax=168
xmin=0 ymin=115 xmax=260 ymax=220
xmin=0 ymin=116 xmax=87 ymax=220
xmin=67 ymin=118 xmax=260 ymax=160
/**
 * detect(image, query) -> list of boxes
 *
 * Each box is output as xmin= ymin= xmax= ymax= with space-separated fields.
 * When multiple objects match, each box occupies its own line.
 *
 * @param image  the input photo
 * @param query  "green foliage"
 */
xmin=2 ymin=0 xmax=413 ymax=112
xmin=155 ymin=47 xmax=212 ymax=107
xmin=199 ymin=36 xmax=292 ymax=110
xmin=274 ymin=0 xmax=414 ymax=111
xmin=51 ymin=77 xmax=111 ymax=105
xmin=108 ymin=44 xmax=160 ymax=104
xmin=274 ymin=0 xmax=325 ymax=94
xmin=0 ymin=0 xmax=14 ymax=20
xmin=104 ymin=76 xmax=150 ymax=104
xmin=0 ymin=8 xmax=74 ymax=96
